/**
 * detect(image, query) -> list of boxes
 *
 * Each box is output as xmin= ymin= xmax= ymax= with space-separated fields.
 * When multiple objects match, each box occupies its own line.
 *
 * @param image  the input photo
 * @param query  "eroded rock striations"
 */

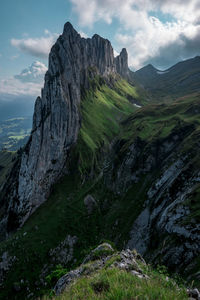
xmin=104 ymin=123 xmax=200 ymax=276
xmin=0 ymin=22 xmax=130 ymax=236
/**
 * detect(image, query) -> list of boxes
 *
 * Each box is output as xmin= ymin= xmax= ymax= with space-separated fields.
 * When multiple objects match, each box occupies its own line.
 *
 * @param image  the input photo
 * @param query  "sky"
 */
xmin=0 ymin=0 xmax=200 ymax=111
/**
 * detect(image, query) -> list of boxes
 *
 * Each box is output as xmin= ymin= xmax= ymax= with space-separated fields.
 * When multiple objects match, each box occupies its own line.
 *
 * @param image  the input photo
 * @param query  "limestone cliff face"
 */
xmin=2 ymin=22 xmax=130 ymax=232
xmin=104 ymin=124 xmax=200 ymax=274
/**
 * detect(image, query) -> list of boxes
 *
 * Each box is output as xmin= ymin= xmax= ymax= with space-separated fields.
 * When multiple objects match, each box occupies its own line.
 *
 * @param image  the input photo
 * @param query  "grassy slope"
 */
xmin=76 ymin=78 xmax=144 ymax=174
xmin=1 ymin=81 xmax=200 ymax=298
xmin=48 ymin=267 xmax=187 ymax=300
xmin=121 ymin=92 xmax=200 ymax=212
xmin=122 ymin=92 xmax=200 ymax=150
xmin=0 ymin=78 xmax=145 ymax=299
xmin=119 ymin=92 xmax=200 ymax=281
xmin=42 ymin=248 xmax=188 ymax=300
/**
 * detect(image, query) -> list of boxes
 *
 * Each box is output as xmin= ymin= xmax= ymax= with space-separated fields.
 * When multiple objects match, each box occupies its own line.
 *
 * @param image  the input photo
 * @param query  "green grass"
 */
xmin=1 ymin=82 xmax=200 ymax=299
xmin=0 ymin=171 xmax=153 ymax=299
xmin=76 ymin=78 xmax=140 ymax=174
xmin=0 ymin=77 xmax=147 ymax=299
xmin=120 ymin=93 xmax=200 ymax=152
xmin=46 ymin=267 xmax=187 ymax=300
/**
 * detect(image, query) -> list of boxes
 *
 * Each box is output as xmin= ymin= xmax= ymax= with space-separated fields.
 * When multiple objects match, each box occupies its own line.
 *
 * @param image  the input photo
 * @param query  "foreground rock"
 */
xmin=54 ymin=243 xmax=149 ymax=295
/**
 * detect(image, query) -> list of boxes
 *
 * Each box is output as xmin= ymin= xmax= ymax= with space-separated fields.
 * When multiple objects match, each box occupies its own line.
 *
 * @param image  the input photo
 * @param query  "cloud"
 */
xmin=114 ymin=49 xmax=119 ymax=57
xmin=0 ymin=77 xmax=42 ymax=96
xmin=14 ymin=61 xmax=47 ymax=83
xmin=78 ymin=31 xmax=88 ymax=38
xmin=11 ymin=30 xmax=58 ymax=59
xmin=0 ymin=61 xmax=47 ymax=97
xmin=70 ymin=0 xmax=200 ymax=69
xmin=143 ymin=28 xmax=200 ymax=69
xmin=116 ymin=19 xmax=200 ymax=70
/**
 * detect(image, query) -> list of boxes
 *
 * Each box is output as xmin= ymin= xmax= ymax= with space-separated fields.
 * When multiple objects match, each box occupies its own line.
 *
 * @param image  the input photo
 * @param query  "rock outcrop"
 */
xmin=54 ymin=243 xmax=148 ymax=296
xmin=115 ymin=48 xmax=130 ymax=80
xmin=0 ymin=22 xmax=131 ymax=235
xmin=104 ymin=121 xmax=200 ymax=276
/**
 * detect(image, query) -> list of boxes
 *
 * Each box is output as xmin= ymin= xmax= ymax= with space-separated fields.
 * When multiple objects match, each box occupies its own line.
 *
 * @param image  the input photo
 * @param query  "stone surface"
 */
xmin=54 ymin=244 xmax=148 ymax=296
xmin=104 ymin=123 xmax=200 ymax=273
xmin=114 ymin=48 xmax=130 ymax=80
xmin=49 ymin=235 xmax=77 ymax=266
xmin=84 ymin=195 xmax=97 ymax=214
xmin=82 ymin=243 xmax=114 ymax=264
xmin=187 ymin=288 xmax=200 ymax=300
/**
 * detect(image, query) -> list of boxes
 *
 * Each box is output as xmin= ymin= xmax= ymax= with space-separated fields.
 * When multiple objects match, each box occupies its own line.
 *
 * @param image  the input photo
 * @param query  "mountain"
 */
xmin=0 ymin=22 xmax=200 ymax=299
xmin=135 ymin=56 xmax=200 ymax=101
xmin=0 ymin=22 xmax=145 ymax=236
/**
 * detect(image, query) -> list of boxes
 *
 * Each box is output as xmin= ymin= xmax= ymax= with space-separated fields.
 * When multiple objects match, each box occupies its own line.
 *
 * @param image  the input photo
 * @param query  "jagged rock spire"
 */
xmin=115 ymin=48 xmax=130 ymax=79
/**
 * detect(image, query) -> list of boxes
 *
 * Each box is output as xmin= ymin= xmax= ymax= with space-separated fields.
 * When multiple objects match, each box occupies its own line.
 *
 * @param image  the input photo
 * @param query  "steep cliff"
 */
xmin=104 ymin=95 xmax=200 ymax=276
xmin=114 ymin=48 xmax=130 ymax=80
xmin=0 ymin=22 xmax=133 ymax=234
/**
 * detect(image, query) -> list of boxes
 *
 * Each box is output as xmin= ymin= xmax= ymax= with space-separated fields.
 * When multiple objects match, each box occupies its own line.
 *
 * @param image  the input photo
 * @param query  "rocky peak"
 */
xmin=63 ymin=21 xmax=78 ymax=34
xmin=115 ymin=48 xmax=130 ymax=79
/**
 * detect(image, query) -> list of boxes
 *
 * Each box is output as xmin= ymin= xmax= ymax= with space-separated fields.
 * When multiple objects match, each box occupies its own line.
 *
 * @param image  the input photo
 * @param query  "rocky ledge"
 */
xmin=53 ymin=243 xmax=199 ymax=299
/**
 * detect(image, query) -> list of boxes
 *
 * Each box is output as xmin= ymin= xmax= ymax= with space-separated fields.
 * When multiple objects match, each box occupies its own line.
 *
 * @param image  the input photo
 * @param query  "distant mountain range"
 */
xmin=135 ymin=56 xmax=200 ymax=101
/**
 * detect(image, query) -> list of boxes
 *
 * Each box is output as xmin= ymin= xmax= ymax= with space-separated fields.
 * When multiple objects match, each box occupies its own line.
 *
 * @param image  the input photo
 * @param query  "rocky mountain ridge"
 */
xmin=0 ymin=22 xmax=131 ymax=237
xmin=135 ymin=56 xmax=200 ymax=100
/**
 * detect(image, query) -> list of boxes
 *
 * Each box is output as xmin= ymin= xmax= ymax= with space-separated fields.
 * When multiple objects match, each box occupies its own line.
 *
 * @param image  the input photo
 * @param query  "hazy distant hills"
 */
xmin=0 ymin=94 xmax=34 ymax=151
xmin=0 ymin=117 xmax=32 ymax=150
xmin=0 ymin=94 xmax=35 ymax=121
xmin=135 ymin=56 xmax=200 ymax=101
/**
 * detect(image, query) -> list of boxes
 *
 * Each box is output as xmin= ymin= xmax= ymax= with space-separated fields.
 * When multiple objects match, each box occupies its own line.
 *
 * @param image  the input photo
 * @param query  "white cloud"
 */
xmin=70 ymin=0 xmax=200 ymax=69
xmin=0 ymin=61 xmax=47 ymax=97
xmin=0 ymin=77 xmax=42 ymax=96
xmin=114 ymin=49 xmax=119 ymax=57
xmin=14 ymin=61 xmax=47 ymax=83
xmin=79 ymin=31 xmax=88 ymax=38
xmin=10 ymin=30 xmax=58 ymax=59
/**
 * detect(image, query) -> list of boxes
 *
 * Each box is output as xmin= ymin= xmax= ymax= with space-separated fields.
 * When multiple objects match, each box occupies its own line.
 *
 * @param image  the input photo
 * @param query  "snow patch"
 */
xmin=134 ymin=103 xmax=142 ymax=108
xmin=157 ymin=70 xmax=169 ymax=75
